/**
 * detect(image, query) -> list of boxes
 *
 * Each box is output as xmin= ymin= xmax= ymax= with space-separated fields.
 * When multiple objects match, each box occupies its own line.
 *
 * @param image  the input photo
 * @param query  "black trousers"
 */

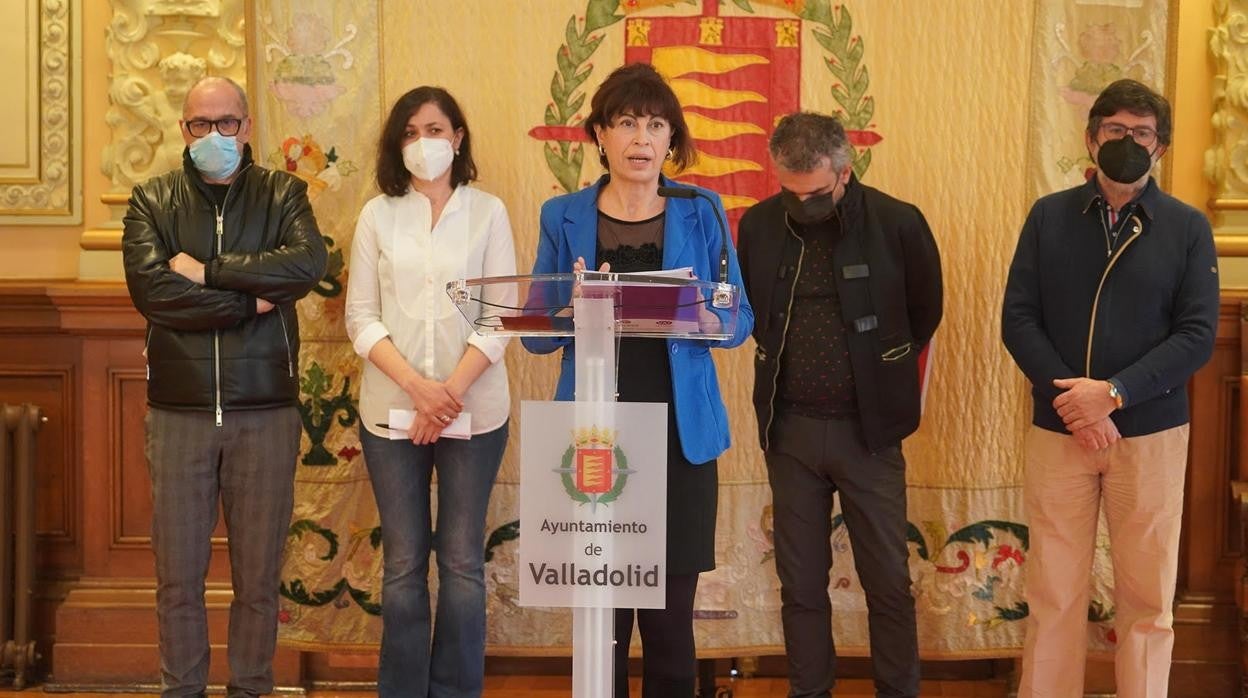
xmin=613 ymin=573 xmax=699 ymax=698
xmin=765 ymin=412 xmax=919 ymax=698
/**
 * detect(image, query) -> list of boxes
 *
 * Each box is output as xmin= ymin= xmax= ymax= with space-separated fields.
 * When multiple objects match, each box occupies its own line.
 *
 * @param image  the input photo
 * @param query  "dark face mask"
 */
xmin=782 ymin=177 xmax=842 ymax=225
xmin=1097 ymin=136 xmax=1154 ymax=184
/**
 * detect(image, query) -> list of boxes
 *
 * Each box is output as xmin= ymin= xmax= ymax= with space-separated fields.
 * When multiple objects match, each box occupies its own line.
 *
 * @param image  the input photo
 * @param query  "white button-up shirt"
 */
xmin=346 ymin=185 xmax=516 ymax=438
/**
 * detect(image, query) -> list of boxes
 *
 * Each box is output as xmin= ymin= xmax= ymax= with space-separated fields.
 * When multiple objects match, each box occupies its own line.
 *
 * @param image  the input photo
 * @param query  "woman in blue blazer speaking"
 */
xmin=523 ymin=63 xmax=753 ymax=698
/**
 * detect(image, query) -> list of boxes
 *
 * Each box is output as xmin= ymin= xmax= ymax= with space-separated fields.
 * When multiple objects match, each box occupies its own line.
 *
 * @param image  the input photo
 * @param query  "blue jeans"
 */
xmin=361 ymin=421 xmax=509 ymax=698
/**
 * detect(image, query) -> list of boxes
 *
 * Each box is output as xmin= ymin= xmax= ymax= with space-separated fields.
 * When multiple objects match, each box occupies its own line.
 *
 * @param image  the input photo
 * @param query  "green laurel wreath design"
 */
xmin=543 ymin=0 xmax=626 ymax=193
xmin=542 ymin=0 xmax=875 ymax=191
xmin=801 ymin=2 xmax=874 ymax=176
xmin=560 ymin=444 xmax=629 ymax=505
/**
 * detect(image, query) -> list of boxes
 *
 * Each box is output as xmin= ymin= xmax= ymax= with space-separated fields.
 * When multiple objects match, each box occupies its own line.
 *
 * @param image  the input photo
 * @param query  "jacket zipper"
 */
xmin=277 ymin=306 xmax=293 ymax=377
xmin=213 ymin=207 xmax=224 ymax=426
xmin=144 ymin=326 xmax=152 ymax=380
xmin=762 ymin=217 xmax=806 ymax=450
xmin=210 ymin=165 xmax=249 ymax=427
xmin=1084 ymin=213 xmax=1144 ymax=376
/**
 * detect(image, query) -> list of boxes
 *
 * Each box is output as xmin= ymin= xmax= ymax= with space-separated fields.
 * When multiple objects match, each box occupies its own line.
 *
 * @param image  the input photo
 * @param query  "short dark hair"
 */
xmin=376 ymin=86 xmax=478 ymax=197
xmin=583 ymin=62 xmax=696 ymax=172
xmin=1087 ymin=79 xmax=1172 ymax=146
xmin=769 ymin=112 xmax=853 ymax=172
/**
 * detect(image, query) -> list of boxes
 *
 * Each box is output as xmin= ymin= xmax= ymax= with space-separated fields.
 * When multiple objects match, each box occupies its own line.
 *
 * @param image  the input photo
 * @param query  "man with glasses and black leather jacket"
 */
xmin=122 ymin=76 xmax=326 ymax=698
xmin=1002 ymin=79 xmax=1219 ymax=697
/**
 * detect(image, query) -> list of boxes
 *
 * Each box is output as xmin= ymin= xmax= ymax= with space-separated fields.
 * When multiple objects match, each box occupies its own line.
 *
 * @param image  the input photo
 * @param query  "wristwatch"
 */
xmin=1107 ymin=382 xmax=1124 ymax=410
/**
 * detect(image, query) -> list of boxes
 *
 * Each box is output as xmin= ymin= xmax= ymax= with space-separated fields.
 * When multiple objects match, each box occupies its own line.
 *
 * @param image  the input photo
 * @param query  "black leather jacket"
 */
xmin=738 ymin=176 xmax=943 ymax=452
xmin=122 ymin=146 xmax=327 ymax=420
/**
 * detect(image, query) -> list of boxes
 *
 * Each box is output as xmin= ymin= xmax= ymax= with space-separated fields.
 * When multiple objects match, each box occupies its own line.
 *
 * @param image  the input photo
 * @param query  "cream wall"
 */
xmin=0 ymin=2 xmax=1227 ymax=280
xmin=0 ymin=0 xmax=109 ymax=280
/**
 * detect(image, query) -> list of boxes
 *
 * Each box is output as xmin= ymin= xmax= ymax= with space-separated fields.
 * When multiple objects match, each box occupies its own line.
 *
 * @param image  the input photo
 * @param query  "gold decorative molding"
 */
xmin=0 ymin=0 xmax=82 ymax=225
xmin=1217 ymin=233 xmax=1248 ymax=257
xmin=80 ymin=229 xmax=124 ymax=251
xmin=1207 ymin=0 xmax=1248 ymax=227
xmin=101 ymin=0 xmax=246 ymax=194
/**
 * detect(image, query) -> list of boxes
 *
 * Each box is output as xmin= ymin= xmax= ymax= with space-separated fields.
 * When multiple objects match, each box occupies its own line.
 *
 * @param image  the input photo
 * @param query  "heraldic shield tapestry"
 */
xmin=253 ymin=0 xmax=1172 ymax=658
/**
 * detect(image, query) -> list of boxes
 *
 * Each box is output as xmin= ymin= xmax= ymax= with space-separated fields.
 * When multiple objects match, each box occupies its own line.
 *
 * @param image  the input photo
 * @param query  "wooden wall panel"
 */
xmin=1180 ymin=294 xmax=1244 ymax=600
xmin=112 ymin=370 xmax=150 ymax=546
xmin=0 ymin=340 xmax=80 ymax=574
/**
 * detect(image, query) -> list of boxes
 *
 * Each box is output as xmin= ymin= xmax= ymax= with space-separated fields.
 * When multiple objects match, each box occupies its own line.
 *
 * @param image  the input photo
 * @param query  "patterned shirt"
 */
xmin=776 ymin=216 xmax=858 ymax=419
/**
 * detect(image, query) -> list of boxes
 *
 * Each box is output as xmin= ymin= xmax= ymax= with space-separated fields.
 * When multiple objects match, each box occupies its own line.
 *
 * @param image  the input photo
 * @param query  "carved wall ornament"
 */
xmin=1206 ymin=0 xmax=1248 ymax=221
xmin=0 ymin=0 xmax=82 ymax=225
xmin=101 ymin=0 xmax=246 ymax=193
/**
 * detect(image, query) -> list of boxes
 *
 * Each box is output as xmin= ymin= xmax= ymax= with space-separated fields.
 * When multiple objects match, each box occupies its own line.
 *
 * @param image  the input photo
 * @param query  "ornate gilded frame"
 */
xmin=0 ymin=0 xmax=82 ymax=225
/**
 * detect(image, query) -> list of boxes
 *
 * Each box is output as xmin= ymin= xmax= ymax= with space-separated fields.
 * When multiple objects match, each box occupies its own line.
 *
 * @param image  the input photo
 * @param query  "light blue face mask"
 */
xmin=188 ymin=132 xmax=242 ymax=181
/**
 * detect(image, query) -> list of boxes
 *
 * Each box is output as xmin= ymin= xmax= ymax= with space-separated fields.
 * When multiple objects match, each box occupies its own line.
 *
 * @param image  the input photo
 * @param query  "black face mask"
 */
xmin=1097 ymin=136 xmax=1154 ymax=184
xmin=782 ymin=179 xmax=842 ymax=225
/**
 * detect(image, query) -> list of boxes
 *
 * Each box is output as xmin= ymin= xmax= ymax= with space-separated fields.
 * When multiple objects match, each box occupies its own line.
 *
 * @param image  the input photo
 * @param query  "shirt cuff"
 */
xmin=467 ymin=332 xmax=510 ymax=364
xmin=351 ymin=322 xmax=390 ymax=359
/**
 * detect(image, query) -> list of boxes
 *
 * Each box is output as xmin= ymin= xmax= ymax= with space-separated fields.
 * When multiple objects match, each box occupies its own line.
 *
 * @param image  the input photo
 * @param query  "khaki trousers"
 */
xmin=1018 ymin=424 xmax=1188 ymax=698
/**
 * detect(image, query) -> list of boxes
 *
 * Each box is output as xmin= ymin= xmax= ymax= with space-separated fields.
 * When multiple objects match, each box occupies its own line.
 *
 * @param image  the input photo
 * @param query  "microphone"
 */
xmin=657 ymin=185 xmax=729 ymax=285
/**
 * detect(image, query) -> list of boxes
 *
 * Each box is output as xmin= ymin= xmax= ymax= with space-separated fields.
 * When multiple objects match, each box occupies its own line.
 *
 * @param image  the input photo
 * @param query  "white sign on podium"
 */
xmin=519 ymin=400 xmax=667 ymax=610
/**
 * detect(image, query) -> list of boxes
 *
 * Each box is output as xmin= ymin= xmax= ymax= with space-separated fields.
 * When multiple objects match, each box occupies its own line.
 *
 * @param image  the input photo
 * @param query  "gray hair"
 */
xmin=183 ymin=76 xmax=249 ymax=117
xmin=769 ymin=112 xmax=852 ymax=172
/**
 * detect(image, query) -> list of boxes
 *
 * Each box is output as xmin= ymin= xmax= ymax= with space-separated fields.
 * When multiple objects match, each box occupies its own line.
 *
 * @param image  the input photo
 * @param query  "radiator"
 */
xmin=1 ymin=404 xmax=42 ymax=690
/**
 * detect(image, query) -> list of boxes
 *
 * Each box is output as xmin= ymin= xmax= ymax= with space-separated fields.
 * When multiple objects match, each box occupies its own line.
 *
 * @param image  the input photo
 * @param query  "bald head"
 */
xmin=183 ymin=76 xmax=248 ymax=119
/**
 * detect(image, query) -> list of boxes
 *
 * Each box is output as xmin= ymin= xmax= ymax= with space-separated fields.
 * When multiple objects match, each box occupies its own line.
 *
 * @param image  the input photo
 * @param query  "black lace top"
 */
xmin=595 ymin=210 xmax=671 ymax=405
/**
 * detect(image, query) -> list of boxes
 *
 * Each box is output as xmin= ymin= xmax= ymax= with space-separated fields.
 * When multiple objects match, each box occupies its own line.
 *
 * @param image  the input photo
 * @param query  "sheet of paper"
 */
xmin=387 ymin=408 xmax=471 ymax=440
xmin=618 ymin=266 xmax=694 ymax=279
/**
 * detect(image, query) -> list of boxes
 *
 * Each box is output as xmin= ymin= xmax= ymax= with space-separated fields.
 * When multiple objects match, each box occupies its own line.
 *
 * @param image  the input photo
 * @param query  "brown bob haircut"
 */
xmin=583 ymin=63 xmax=697 ymax=172
xmin=375 ymin=86 xmax=478 ymax=197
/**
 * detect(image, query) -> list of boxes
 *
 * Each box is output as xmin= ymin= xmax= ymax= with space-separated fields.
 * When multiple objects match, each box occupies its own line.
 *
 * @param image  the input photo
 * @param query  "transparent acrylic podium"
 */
xmin=448 ymin=271 xmax=741 ymax=698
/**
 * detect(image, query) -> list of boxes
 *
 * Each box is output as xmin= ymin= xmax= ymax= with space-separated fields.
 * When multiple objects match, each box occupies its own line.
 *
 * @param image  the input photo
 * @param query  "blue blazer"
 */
xmin=522 ymin=175 xmax=754 ymax=464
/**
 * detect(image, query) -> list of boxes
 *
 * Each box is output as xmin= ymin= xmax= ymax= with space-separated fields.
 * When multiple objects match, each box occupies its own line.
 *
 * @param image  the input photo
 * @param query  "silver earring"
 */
xmin=598 ymin=144 xmax=605 ymax=156
xmin=666 ymin=148 xmax=673 ymax=161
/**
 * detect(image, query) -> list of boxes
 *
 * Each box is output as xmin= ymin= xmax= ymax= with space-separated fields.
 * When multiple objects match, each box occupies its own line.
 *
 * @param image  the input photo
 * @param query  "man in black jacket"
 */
xmin=738 ymin=112 xmax=942 ymax=698
xmin=1002 ymin=80 xmax=1218 ymax=697
xmin=122 ymin=76 xmax=326 ymax=698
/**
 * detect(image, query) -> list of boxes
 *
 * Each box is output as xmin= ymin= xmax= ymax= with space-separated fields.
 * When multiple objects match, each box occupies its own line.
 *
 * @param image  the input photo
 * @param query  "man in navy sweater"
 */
xmin=1002 ymin=79 xmax=1219 ymax=697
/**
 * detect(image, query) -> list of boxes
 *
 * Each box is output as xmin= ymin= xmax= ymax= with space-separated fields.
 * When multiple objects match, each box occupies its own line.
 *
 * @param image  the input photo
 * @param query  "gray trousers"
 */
xmin=765 ymin=412 xmax=919 ymax=698
xmin=145 ymin=406 xmax=300 ymax=698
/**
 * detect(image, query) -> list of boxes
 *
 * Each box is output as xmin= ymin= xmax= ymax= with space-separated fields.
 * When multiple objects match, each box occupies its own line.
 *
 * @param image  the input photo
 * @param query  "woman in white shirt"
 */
xmin=345 ymin=86 xmax=516 ymax=698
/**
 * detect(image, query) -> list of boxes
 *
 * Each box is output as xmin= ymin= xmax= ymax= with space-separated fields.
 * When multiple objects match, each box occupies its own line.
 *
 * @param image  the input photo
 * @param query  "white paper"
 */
xmin=620 ymin=266 xmax=693 ymax=279
xmin=386 ymin=408 xmax=471 ymax=440
xmin=583 ymin=266 xmax=694 ymax=283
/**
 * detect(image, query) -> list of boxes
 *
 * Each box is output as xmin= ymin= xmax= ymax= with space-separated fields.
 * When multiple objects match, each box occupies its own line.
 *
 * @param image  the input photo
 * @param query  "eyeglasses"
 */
xmin=1099 ymin=122 xmax=1157 ymax=147
xmin=183 ymin=118 xmax=244 ymax=138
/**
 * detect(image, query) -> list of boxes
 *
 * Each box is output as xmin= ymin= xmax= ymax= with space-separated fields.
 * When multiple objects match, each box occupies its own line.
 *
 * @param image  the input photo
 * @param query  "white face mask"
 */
xmin=402 ymin=137 xmax=455 ymax=182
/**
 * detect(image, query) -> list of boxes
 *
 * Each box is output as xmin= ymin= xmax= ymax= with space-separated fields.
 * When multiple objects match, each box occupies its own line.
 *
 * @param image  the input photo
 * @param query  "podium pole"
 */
xmin=571 ymin=295 xmax=616 ymax=698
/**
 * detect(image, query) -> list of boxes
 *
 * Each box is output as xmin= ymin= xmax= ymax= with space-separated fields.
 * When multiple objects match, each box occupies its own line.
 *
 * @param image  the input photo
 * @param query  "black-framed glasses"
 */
xmin=184 ymin=118 xmax=244 ymax=138
xmin=1099 ymin=122 xmax=1157 ymax=147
